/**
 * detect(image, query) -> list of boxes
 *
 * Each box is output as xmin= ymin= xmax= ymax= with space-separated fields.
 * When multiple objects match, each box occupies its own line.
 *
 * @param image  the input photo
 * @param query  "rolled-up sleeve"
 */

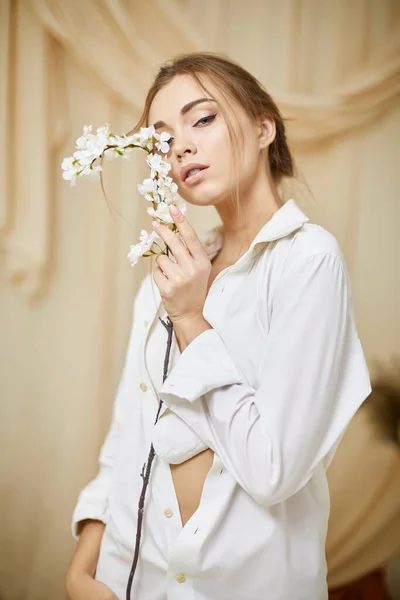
xmin=71 ymin=275 xmax=149 ymax=539
xmin=159 ymin=253 xmax=371 ymax=507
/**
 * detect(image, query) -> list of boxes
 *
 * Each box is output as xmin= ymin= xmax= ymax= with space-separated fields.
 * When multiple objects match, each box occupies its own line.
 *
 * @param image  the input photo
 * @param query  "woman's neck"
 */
xmin=214 ymin=177 xmax=283 ymax=262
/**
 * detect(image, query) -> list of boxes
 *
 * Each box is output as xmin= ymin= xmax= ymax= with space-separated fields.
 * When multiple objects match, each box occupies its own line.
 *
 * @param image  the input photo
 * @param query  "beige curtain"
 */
xmin=327 ymin=407 xmax=400 ymax=587
xmin=0 ymin=1 xmax=399 ymax=598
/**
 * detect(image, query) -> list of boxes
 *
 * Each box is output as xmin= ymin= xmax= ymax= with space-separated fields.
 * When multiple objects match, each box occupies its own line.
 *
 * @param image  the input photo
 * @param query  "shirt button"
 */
xmin=164 ymin=508 xmax=173 ymax=518
xmin=144 ymin=320 xmax=149 ymax=327
xmin=176 ymin=573 xmax=186 ymax=583
xmin=140 ymin=382 xmax=148 ymax=392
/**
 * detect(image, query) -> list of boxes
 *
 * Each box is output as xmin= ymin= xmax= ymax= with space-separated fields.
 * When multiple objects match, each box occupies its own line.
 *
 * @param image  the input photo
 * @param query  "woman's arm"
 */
xmin=65 ymin=520 xmax=117 ymax=599
xmin=158 ymin=251 xmax=372 ymax=507
xmin=69 ymin=520 xmax=105 ymax=578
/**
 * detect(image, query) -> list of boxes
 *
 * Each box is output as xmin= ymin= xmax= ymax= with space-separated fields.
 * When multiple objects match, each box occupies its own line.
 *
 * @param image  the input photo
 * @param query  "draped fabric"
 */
xmin=0 ymin=1 xmax=399 ymax=598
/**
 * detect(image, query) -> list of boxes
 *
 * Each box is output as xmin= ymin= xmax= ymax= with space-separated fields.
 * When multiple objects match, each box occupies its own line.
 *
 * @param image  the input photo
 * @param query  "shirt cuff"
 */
xmin=71 ymin=502 xmax=109 ymax=540
xmin=159 ymin=328 xmax=244 ymax=417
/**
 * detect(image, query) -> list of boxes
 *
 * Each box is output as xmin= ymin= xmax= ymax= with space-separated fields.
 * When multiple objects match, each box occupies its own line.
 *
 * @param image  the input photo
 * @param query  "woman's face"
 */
xmin=147 ymin=74 xmax=265 ymax=207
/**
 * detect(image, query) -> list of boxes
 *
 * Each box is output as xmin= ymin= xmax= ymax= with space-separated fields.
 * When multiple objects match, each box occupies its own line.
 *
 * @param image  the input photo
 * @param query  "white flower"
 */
xmin=61 ymin=156 xmax=77 ymax=172
xmin=154 ymin=131 xmax=171 ymax=154
xmin=163 ymin=176 xmax=178 ymax=192
xmin=137 ymin=171 xmax=180 ymax=206
xmin=61 ymin=157 xmax=80 ymax=185
xmin=62 ymin=171 xmax=78 ymax=186
xmin=157 ymin=175 xmax=178 ymax=203
xmin=61 ymin=156 xmax=75 ymax=171
xmin=96 ymin=124 xmax=110 ymax=136
xmin=127 ymin=229 xmax=160 ymax=266
xmin=112 ymin=133 xmax=139 ymax=150
xmin=139 ymin=228 xmax=160 ymax=244
xmin=76 ymin=124 xmax=93 ymax=141
xmin=62 ymin=123 xmax=185 ymax=265
xmin=61 ymin=156 xmax=102 ymax=185
xmin=127 ymin=131 xmax=150 ymax=149
xmin=75 ymin=130 xmax=90 ymax=150
xmin=81 ymin=164 xmax=103 ymax=181
xmin=146 ymin=153 xmax=171 ymax=179
xmin=73 ymin=149 xmax=96 ymax=166
xmin=147 ymin=201 xmax=186 ymax=224
xmin=137 ymin=178 xmax=158 ymax=202
xmin=116 ymin=134 xmax=133 ymax=147
xmin=74 ymin=124 xmax=109 ymax=165
xmin=135 ymin=126 xmax=156 ymax=152
xmin=139 ymin=126 xmax=156 ymax=141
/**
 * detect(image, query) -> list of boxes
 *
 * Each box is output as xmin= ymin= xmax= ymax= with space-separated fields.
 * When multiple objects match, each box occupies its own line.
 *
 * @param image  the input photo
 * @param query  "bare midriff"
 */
xmin=170 ymin=448 xmax=215 ymax=526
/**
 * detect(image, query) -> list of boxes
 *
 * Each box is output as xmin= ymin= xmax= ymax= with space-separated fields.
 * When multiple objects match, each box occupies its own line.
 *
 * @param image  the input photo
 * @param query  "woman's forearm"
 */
xmin=66 ymin=519 xmax=105 ymax=580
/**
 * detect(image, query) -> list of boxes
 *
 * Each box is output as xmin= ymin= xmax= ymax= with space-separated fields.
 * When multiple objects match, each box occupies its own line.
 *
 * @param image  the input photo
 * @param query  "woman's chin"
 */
xmin=181 ymin=185 xmax=225 ymax=208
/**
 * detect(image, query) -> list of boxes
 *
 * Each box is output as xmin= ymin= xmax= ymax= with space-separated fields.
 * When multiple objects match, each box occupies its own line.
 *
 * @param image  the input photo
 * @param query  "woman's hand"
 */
xmin=152 ymin=206 xmax=212 ymax=324
xmin=66 ymin=573 xmax=117 ymax=600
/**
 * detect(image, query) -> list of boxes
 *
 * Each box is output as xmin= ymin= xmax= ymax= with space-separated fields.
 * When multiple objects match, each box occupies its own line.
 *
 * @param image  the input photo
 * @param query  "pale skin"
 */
xmin=66 ymin=73 xmax=283 ymax=597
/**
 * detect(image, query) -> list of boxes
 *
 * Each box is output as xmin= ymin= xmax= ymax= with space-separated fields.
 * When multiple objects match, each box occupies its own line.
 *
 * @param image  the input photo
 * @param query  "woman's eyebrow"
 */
xmin=152 ymin=98 xmax=216 ymax=130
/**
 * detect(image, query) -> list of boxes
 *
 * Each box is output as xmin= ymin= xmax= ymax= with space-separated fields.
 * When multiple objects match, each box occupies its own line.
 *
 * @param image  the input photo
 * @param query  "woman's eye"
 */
xmin=194 ymin=114 xmax=217 ymax=127
xmin=166 ymin=114 xmax=217 ymax=148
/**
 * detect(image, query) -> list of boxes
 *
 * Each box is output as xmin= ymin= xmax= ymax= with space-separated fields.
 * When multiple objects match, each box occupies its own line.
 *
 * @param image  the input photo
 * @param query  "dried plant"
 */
xmin=362 ymin=356 xmax=400 ymax=448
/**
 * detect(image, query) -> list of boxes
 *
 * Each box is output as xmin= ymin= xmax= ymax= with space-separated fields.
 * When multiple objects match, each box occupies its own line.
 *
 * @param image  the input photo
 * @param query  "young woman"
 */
xmin=65 ymin=52 xmax=371 ymax=600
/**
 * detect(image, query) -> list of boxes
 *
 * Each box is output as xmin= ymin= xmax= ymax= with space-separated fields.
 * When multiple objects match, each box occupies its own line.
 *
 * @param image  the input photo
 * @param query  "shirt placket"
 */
xmin=163 ymin=452 xmax=228 ymax=600
xmin=137 ymin=302 xmax=186 ymax=552
xmin=138 ymin=302 xmax=169 ymax=429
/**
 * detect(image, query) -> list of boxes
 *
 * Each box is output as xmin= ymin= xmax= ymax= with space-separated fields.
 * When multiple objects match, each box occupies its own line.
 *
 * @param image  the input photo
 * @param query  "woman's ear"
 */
xmin=258 ymin=116 xmax=276 ymax=150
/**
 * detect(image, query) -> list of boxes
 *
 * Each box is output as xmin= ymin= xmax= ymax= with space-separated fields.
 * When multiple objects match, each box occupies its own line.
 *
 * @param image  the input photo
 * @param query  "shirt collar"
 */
xmin=199 ymin=199 xmax=310 ymax=260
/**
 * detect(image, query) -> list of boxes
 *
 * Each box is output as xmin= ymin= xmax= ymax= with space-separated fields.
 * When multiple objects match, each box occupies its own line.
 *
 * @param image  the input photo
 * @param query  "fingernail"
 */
xmin=169 ymin=205 xmax=180 ymax=216
xmin=152 ymin=220 xmax=160 ymax=228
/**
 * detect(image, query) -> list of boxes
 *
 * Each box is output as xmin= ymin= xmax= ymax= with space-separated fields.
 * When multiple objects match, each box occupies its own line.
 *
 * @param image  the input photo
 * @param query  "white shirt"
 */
xmin=72 ymin=199 xmax=371 ymax=600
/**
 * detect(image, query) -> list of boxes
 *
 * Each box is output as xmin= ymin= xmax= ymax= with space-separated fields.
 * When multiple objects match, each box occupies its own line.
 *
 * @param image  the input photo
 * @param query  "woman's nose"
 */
xmin=174 ymin=138 xmax=197 ymax=160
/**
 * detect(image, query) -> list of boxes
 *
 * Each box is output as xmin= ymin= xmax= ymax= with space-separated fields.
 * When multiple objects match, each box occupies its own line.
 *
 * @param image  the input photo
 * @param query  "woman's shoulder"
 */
xmin=263 ymin=222 xmax=350 ymax=290
xmin=284 ymin=222 xmax=346 ymax=268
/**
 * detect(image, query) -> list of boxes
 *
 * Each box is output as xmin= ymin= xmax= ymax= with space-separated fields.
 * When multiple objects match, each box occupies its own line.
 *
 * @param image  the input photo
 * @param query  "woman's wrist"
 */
xmin=173 ymin=316 xmax=212 ymax=352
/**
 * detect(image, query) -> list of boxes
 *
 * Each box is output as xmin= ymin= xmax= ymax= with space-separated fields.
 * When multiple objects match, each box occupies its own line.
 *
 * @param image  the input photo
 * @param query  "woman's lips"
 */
xmin=185 ymin=167 xmax=209 ymax=185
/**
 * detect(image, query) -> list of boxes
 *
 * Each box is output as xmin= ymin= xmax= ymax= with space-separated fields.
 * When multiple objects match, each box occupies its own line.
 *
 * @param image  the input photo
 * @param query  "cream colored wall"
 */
xmin=0 ymin=1 xmax=399 ymax=598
